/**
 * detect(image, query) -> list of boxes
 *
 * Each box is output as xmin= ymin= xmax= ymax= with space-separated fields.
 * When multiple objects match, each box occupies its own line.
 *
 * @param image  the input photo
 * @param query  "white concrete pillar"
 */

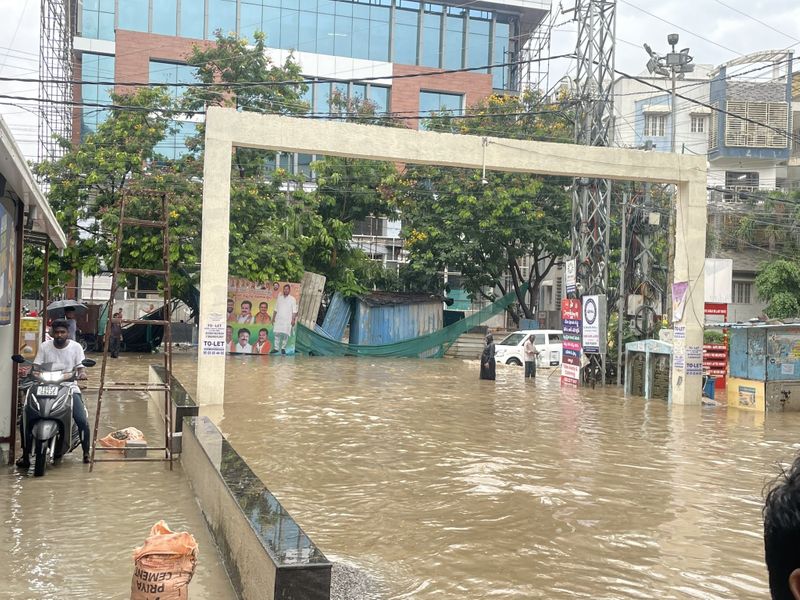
xmin=670 ymin=179 xmax=706 ymax=405
xmin=196 ymin=133 xmax=232 ymax=407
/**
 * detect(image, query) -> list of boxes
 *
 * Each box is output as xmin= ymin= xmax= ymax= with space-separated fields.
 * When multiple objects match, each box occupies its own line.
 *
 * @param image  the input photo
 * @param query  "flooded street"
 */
xmin=1 ymin=355 xmax=235 ymax=600
xmin=5 ymin=352 xmax=796 ymax=599
xmin=178 ymin=354 xmax=795 ymax=599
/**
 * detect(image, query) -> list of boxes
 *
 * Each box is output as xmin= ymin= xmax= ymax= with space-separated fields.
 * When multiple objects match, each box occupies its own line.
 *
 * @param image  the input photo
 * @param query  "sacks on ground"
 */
xmin=131 ymin=520 xmax=198 ymax=600
xmin=99 ymin=427 xmax=145 ymax=456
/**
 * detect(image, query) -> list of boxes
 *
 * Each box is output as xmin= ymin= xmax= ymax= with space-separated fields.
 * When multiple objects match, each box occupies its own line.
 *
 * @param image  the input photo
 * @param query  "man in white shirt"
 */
xmin=17 ymin=319 xmax=91 ymax=468
xmin=272 ymin=285 xmax=298 ymax=354
xmin=234 ymin=328 xmax=253 ymax=353
xmin=523 ymin=335 xmax=540 ymax=379
xmin=237 ymin=300 xmax=254 ymax=324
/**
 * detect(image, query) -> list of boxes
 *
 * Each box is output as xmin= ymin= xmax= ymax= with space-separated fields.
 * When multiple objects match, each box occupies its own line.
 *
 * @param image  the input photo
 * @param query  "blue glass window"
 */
xmin=282 ymin=8 xmax=300 ymax=48
xmin=298 ymin=9 xmax=317 ymax=52
xmin=394 ymin=2 xmax=419 ymax=65
xmin=369 ymin=85 xmax=389 ymax=113
xmin=119 ymin=0 xmax=149 ymax=32
xmin=149 ymin=60 xmax=197 ymax=101
xmin=155 ymin=121 xmax=198 ymax=160
xmin=180 ymin=0 xmax=205 ymax=38
xmin=493 ymin=19 xmax=510 ymax=89
xmin=316 ymin=13 xmax=335 ymax=54
xmin=444 ymin=11 xmax=464 ymax=70
xmin=240 ymin=1 xmax=263 ymax=41
xmin=207 ymin=0 xmax=237 ymax=38
xmin=368 ymin=5 xmax=390 ymax=61
xmin=352 ymin=16 xmax=371 ymax=59
xmin=334 ymin=14 xmax=352 ymax=56
xmin=422 ymin=9 xmax=442 ymax=67
xmin=467 ymin=11 xmax=490 ymax=72
xmin=153 ymin=0 xmax=178 ymax=36
xmin=261 ymin=5 xmax=283 ymax=47
xmin=81 ymin=53 xmax=115 ymax=138
xmin=314 ymin=82 xmax=332 ymax=113
xmin=351 ymin=83 xmax=367 ymax=100
xmin=82 ymin=0 xmax=115 ymax=40
xmin=419 ymin=90 xmax=462 ymax=128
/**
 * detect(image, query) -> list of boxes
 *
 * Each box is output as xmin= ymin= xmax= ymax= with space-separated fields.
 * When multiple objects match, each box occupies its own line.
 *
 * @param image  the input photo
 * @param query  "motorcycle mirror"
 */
xmin=11 ymin=354 xmax=25 ymax=364
xmin=82 ymin=358 xmax=97 ymax=367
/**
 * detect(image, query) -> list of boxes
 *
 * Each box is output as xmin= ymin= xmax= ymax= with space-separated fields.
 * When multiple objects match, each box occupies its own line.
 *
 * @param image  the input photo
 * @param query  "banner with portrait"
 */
xmin=226 ymin=277 xmax=302 ymax=355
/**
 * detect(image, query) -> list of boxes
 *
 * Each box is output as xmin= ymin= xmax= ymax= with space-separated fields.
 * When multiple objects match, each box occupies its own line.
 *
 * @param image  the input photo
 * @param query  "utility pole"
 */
xmin=617 ymin=190 xmax=628 ymax=386
xmin=643 ymin=34 xmax=694 ymax=322
xmin=568 ymin=0 xmax=616 ymax=385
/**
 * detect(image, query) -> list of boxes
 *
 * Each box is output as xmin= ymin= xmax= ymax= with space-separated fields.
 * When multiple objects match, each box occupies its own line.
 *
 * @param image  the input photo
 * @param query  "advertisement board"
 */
xmin=561 ymin=298 xmax=582 ymax=386
xmin=18 ymin=317 xmax=41 ymax=360
xmin=226 ymin=278 xmax=302 ymax=355
xmin=565 ymin=258 xmax=577 ymax=296
xmin=581 ymin=294 xmax=606 ymax=354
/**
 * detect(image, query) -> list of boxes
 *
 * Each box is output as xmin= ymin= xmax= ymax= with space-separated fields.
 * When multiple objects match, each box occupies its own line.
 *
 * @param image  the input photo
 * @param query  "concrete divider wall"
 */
xmin=182 ymin=416 xmax=332 ymax=600
xmin=148 ymin=365 xmax=199 ymax=453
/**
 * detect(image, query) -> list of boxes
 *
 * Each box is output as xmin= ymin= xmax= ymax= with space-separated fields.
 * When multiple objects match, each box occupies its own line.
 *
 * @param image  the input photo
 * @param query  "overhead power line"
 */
xmin=0 ymin=54 xmax=575 ymax=90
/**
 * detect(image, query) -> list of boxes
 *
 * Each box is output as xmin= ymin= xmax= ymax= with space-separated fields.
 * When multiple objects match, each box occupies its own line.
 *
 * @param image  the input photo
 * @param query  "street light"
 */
xmin=642 ymin=35 xmax=695 ymax=323
xmin=643 ymin=33 xmax=694 ymax=153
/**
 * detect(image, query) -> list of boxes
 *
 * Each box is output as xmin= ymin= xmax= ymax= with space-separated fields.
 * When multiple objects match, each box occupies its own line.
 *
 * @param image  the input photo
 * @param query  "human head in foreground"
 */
xmin=764 ymin=452 xmax=800 ymax=599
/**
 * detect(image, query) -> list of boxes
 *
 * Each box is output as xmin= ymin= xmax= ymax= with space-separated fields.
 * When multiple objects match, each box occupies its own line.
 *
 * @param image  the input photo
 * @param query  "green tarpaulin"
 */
xmin=296 ymin=285 xmax=526 ymax=358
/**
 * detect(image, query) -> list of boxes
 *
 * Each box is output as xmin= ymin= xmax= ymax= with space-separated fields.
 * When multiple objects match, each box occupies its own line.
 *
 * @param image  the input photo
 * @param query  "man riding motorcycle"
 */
xmin=16 ymin=318 xmax=91 ymax=469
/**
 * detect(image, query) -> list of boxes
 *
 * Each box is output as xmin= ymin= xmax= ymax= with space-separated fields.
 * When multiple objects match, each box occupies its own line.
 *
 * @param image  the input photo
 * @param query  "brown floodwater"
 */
xmin=174 ymin=353 xmax=795 ymax=599
xmin=1 ymin=355 xmax=235 ymax=600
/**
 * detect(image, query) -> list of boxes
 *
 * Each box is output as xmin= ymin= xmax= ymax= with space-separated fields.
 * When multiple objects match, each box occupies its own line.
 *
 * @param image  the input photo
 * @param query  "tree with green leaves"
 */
xmin=394 ymin=91 xmax=574 ymax=322
xmin=755 ymin=259 xmax=800 ymax=319
xmin=299 ymin=89 xmax=402 ymax=295
xmin=34 ymin=86 xmax=179 ymax=296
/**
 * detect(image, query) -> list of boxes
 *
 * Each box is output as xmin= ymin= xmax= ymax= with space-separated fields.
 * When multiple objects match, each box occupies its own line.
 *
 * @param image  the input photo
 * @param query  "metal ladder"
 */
xmin=89 ymin=190 xmax=174 ymax=471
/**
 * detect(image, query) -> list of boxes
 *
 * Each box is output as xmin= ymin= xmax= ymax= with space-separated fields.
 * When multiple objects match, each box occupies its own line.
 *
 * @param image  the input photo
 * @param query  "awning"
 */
xmin=0 ymin=116 xmax=67 ymax=249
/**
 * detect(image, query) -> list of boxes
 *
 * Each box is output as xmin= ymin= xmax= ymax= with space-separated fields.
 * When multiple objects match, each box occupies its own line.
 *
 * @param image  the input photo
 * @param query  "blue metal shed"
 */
xmin=319 ymin=292 xmax=352 ymax=341
xmin=349 ymin=292 xmax=443 ymax=346
xmin=728 ymin=324 xmax=800 ymax=411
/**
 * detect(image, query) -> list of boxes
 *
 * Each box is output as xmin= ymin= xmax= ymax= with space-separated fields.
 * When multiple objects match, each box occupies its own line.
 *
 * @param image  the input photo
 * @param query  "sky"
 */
xmin=1 ymin=0 xmax=799 ymax=160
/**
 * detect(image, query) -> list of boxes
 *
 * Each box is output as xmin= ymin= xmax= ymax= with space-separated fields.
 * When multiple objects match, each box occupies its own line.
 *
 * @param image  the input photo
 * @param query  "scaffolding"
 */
xmin=38 ymin=0 xmax=75 ymax=165
xmin=523 ymin=6 xmax=557 ymax=94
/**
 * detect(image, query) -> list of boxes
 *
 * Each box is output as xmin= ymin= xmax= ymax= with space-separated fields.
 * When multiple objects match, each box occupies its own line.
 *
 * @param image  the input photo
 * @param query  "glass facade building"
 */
xmin=81 ymin=0 xmax=519 ymax=90
xmin=80 ymin=53 xmax=115 ymax=138
xmin=150 ymin=61 xmax=200 ymax=159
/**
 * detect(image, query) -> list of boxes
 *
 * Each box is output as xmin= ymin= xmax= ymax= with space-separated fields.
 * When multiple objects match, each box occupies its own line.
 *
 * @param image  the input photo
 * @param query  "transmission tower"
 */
xmin=38 ymin=0 xmax=75 ymax=165
xmin=569 ymin=0 xmax=616 ymax=381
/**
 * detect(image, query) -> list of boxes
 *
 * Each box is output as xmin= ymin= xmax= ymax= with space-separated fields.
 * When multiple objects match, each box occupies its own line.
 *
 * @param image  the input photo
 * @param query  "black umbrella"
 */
xmin=46 ymin=299 xmax=88 ymax=318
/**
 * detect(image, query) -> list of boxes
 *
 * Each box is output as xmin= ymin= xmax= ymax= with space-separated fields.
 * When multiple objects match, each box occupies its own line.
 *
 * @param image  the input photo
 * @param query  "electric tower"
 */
xmin=569 ymin=0 xmax=616 ymax=382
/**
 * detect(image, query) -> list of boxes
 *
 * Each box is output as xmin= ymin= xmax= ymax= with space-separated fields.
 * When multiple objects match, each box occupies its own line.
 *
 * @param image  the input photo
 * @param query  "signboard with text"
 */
xmin=561 ymin=298 xmax=582 ymax=386
xmin=565 ymin=259 xmax=577 ymax=296
xmin=581 ymin=294 xmax=607 ymax=354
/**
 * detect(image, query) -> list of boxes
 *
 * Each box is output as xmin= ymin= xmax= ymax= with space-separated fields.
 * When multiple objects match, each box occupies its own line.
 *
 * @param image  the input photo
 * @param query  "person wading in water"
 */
xmin=480 ymin=334 xmax=496 ymax=380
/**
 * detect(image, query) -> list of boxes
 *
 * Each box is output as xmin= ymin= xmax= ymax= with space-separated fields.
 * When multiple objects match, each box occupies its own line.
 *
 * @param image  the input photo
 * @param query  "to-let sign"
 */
xmin=202 ymin=312 xmax=226 ymax=356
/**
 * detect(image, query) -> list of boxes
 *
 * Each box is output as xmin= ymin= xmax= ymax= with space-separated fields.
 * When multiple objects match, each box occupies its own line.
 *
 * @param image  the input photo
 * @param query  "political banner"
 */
xmin=226 ymin=278 xmax=302 ymax=355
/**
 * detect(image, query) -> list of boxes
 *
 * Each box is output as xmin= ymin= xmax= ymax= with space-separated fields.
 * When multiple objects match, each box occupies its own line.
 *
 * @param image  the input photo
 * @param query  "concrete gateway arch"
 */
xmin=196 ymin=106 xmax=707 ymax=406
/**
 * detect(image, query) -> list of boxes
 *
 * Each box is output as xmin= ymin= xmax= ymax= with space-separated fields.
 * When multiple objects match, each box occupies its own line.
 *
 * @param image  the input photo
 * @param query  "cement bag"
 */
xmin=131 ymin=520 xmax=198 ymax=600
xmin=99 ymin=427 xmax=145 ymax=456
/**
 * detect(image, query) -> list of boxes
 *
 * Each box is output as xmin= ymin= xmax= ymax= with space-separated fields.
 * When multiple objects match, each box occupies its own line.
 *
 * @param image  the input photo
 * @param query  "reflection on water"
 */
xmin=1 ymin=355 xmax=234 ymax=600
xmin=181 ymin=355 xmax=798 ymax=599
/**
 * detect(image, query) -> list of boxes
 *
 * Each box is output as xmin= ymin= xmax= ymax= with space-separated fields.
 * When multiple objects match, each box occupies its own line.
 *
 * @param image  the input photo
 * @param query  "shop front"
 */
xmin=0 ymin=117 xmax=67 ymax=463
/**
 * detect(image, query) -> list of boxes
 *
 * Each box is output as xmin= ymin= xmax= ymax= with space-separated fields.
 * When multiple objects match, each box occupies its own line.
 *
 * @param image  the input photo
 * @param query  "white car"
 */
xmin=495 ymin=330 xmax=563 ymax=367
